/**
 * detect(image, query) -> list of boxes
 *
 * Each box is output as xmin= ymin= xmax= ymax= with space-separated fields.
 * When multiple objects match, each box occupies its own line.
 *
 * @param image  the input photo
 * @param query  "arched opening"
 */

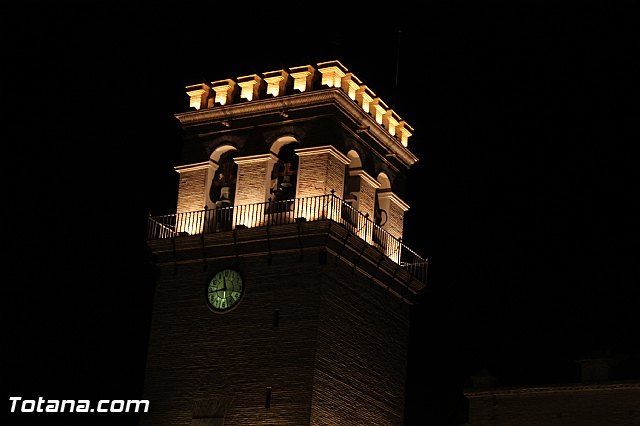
xmin=346 ymin=149 xmax=362 ymax=169
xmin=210 ymin=151 xmax=238 ymax=207
xmin=376 ymin=172 xmax=391 ymax=190
xmin=269 ymin=138 xmax=300 ymax=211
xmin=206 ymin=145 xmax=238 ymax=232
xmin=269 ymin=135 xmax=298 ymax=156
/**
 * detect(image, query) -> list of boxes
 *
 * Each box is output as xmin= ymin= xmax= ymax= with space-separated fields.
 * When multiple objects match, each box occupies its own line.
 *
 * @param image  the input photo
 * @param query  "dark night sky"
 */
xmin=3 ymin=3 xmax=639 ymax=425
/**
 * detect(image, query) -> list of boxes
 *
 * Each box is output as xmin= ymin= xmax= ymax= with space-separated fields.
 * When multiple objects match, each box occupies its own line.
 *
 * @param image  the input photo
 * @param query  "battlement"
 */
xmin=184 ymin=60 xmax=414 ymax=148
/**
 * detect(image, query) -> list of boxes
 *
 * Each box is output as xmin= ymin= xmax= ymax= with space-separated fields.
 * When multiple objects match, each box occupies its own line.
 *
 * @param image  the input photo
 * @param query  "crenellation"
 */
xmin=354 ymin=85 xmax=375 ymax=115
xmin=211 ymin=79 xmax=238 ymax=106
xmin=237 ymin=74 xmax=265 ymax=102
xmin=317 ymin=60 xmax=348 ymax=88
xmin=289 ymin=64 xmax=317 ymax=93
xmin=382 ymin=110 xmax=401 ymax=137
xmin=369 ymin=97 xmax=388 ymax=125
xmin=395 ymin=121 xmax=413 ymax=148
xmin=186 ymin=83 xmax=211 ymax=110
xmin=183 ymin=61 xmax=414 ymax=147
xmin=341 ymin=72 xmax=362 ymax=100
xmin=263 ymin=69 xmax=290 ymax=97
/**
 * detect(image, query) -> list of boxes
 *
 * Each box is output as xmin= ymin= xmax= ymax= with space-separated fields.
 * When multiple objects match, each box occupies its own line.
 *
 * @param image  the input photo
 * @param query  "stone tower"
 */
xmin=143 ymin=60 xmax=427 ymax=425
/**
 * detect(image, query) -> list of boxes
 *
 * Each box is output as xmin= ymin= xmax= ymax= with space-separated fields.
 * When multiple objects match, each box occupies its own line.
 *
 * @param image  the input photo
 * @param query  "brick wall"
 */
xmin=310 ymin=263 xmax=411 ymax=426
xmin=234 ymin=154 xmax=275 ymax=207
xmin=377 ymin=192 xmax=409 ymax=242
xmin=295 ymin=147 xmax=349 ymax=200
xmin=357 ymin=172 xmax=379 ymax=225
xmin=176 ymin=166 xmax=208 ymax=215
xmin=143 ymin=242 xmax=413 ymax=425
xmin=143 ymin=253 xmax=322 ymax=425
xmin=387 ymin=201 xmax=405 ymax=241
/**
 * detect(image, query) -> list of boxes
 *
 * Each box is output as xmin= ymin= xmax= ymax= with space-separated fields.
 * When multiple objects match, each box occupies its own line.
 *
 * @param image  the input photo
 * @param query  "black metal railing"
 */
xmin=147 ymin=193 xmax=427 ymax=282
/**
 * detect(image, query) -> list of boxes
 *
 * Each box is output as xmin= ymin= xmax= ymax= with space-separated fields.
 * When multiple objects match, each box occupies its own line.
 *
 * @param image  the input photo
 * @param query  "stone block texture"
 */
xmin=142 ymin=244 xmax=411 ymax=425
xmin=234 ymin=155 xmax=274 ymax=207
xmin=296 ymin=150 xmax=347 ymax=200
xmin=357 ymin=174 xmax=378 ymax=222
xmin=177 ymin=167 xmax=208 ymax=214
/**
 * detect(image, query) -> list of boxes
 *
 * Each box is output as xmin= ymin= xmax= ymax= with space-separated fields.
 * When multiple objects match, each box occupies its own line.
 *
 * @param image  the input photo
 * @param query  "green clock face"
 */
xmin=206 ymin=269 xmax=244 ymax=312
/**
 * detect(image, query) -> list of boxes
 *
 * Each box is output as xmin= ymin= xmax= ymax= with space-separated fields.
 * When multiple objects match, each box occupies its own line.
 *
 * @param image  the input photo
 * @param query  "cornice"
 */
xmin=349 ymin=169 xmax=381 ymax=188
xmin=175 ymin=162 xmax=209 ymax=173
xmin=233 ymin=153 xmax=278 ymax=164
xmin=377 ymin=190 xmax=411 ymax=211
xmin=295 ymin=145 xmax=351 ymax=165
xmin=175 ymin=88 xmax=419 ymax=168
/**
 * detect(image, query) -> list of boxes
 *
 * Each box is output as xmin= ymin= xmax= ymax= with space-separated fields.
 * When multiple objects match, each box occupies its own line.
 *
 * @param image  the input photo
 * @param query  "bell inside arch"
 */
xmin=280 ymin=175 xmax=293 ymax=188
xmin=220 ymin=186 xmax=232 ymax=201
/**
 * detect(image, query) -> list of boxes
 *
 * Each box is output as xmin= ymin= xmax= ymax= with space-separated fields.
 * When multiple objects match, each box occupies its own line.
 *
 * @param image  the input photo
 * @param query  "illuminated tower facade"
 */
xmin=143 ymin=60 xmax=427 ymax=425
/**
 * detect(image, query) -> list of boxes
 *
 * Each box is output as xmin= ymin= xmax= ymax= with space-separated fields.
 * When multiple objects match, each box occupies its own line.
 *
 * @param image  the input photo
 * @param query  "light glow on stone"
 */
xmin=184 ymin=62 xmax=414 ymax=149
xmin=291 ymin=72 xmax=309 ymax=92
xmin=239 ymin=83 xmax=254 ymax=101
xmin=265 ymin=77 xmax=283 ymax=96
xmin=214 ymin=89 xmax=227 ymax=105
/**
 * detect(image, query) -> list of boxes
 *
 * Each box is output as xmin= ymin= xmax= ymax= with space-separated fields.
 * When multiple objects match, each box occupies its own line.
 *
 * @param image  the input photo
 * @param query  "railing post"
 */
xmin=329 ymin=189 xmax=335 ymax=221
xmin=321 ymin=194 xmax=326 ymax=220
xmin=203 ymin=205 xmax=209 ymax=234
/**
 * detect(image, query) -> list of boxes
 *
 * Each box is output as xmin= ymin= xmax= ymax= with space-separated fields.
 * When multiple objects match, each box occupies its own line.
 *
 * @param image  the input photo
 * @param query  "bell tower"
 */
xmin=143 ymin=60 xmax=427 ymax=425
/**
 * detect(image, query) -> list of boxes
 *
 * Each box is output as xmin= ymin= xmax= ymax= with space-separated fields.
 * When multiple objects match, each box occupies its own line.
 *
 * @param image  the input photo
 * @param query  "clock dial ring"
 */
xmin=206 ymin=268 xmax=244 ymax=313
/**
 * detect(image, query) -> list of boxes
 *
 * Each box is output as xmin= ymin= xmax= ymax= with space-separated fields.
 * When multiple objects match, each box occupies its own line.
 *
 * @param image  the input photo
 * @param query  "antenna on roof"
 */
xmin=395 ymin=29 xmax=402 ymax=90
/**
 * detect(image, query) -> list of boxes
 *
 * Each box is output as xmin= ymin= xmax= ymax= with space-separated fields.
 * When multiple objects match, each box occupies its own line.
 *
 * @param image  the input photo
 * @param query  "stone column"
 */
xmin=348 ymin=169 xmax=380 ymax=243
xmin=233 ymin=153 xmax=278 ymax=228
xmin=377 ymin=189 xmax=410 ymax=263
xmin=294 ymin=146 xmax=350 ymax=222
xmin=174 ymin=162 xmax=209 ymax=235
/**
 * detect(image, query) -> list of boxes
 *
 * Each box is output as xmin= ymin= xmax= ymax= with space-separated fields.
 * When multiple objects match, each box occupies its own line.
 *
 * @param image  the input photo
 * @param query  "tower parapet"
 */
xmin=181 ymin=60 xmax=415 ymax=151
